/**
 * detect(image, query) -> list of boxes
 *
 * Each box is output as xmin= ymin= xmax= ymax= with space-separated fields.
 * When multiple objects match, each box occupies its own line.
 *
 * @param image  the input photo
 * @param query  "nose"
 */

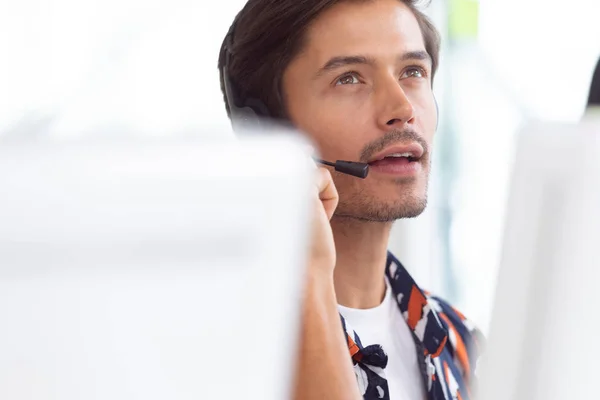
xmin=375 ymin=78 xmax=415 ymax=130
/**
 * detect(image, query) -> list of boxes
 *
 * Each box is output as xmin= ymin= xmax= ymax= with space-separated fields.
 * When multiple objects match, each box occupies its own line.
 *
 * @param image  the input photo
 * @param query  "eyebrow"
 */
xmin=399 ymin=50 xmax=431 ymax=63
xmin=314 ymin=50 xmax=432 ymax=78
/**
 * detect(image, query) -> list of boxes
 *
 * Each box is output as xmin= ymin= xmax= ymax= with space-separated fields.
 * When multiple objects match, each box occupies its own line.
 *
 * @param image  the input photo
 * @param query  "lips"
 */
xmin=366 ymin=143 xmax=425 ymax=176
xmin=368 ymin=156 xmax=414 ymax=167
xmin=367 ymin=143 xmax=425 ymax=165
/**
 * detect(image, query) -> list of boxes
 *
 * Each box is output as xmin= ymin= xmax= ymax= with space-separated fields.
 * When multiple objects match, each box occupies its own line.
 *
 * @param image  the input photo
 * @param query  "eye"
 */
xmin=401 ymin=66 xmax=427 ymax=79
xmin=335 ymin=72 xmax=361 ymax=86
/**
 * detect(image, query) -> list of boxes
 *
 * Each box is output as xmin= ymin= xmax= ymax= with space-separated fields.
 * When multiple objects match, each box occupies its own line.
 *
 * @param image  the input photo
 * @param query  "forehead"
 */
xmin=301 ymin=0 xmax=426 ymax=64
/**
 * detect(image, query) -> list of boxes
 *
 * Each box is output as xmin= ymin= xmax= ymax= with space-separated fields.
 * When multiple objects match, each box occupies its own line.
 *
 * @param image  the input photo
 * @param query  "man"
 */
xmin=218 ymin=0 xmax=483 ymax=399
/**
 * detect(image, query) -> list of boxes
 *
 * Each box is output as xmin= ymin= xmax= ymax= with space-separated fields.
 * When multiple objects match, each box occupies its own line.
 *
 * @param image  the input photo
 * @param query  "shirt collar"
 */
xmin=384 ymin=252 xmax=448 ymax=358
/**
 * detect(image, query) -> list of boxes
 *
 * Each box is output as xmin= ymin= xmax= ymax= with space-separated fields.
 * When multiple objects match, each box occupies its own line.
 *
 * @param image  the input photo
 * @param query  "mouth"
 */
xmin=366 ymin=144 xmax=425 ymax=176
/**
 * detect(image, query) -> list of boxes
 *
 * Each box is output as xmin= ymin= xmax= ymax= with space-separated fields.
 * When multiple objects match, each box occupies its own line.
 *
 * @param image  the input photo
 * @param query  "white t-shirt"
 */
xmin=338 ymin=280 xmax=426 ymax=400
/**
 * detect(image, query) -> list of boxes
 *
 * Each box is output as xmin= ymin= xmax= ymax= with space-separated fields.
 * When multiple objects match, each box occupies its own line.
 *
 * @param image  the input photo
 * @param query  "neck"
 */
xmin=331 ymin=216 xmax=393 ymax=309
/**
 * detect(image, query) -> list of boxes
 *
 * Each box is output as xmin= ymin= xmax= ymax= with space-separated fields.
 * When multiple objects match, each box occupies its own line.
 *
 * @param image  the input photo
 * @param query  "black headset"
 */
xmin=221 ymin=23 xmax=271 ymax=131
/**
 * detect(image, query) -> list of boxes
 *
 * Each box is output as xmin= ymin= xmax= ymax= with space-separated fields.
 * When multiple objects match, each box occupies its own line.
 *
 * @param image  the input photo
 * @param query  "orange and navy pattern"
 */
xmin=340 ymin=252 xmax=484 ymax=400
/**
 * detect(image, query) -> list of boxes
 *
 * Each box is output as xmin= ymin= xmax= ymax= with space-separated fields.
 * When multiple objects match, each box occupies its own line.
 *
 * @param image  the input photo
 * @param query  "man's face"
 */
xmin=282 ymin=0 xmax=437 ymax=221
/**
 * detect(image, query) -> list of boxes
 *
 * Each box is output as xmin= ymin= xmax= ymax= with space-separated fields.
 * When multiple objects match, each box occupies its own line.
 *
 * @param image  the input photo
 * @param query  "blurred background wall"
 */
xmin=2 ymin=0 xmax=599 ymax=333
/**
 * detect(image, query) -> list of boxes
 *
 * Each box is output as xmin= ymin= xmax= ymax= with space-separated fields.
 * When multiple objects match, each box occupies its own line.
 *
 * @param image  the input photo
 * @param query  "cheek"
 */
xmin=289 ymin=95 xmax=372 ymax=159
xmin=301 ymin=117 xmax=361 ymax=160
xmin=412 ymin=92 xmax=438 ymax=140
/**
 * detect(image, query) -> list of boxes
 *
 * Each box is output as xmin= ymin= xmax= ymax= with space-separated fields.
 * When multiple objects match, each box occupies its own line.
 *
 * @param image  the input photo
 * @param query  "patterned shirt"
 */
xmin=341 ymin=252 xmax=484 ymax=400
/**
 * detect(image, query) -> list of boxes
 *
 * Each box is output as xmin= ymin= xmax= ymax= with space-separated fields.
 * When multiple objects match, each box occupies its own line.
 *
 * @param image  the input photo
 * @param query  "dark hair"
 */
xmin=218 ymin=0 xmax=441 ymax=120
xmin=588 ymin=58 xmax=600 ymax=108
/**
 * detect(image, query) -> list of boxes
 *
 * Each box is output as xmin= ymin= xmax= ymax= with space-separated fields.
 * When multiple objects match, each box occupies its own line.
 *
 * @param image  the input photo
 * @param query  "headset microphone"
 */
xmin=313 ymin=159 xmax=369 ymax=179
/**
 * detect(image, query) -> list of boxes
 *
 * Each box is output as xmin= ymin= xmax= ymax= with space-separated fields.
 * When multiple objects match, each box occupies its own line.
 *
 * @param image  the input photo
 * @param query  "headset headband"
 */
xmin=221 ymin=20 xmax=272 ymax=131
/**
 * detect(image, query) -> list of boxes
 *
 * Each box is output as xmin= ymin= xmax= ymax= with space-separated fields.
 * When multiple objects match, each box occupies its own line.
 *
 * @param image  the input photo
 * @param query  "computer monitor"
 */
xmin=0 ymin=132 xmax=313 ymax=400
xmin=477 ymin=120 xmax=600 ymax=400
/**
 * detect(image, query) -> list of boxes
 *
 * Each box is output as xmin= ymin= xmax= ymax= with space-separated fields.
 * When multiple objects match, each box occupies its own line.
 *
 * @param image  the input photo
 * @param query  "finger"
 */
xmin=315 ymin=167 xmax=339 ymax=220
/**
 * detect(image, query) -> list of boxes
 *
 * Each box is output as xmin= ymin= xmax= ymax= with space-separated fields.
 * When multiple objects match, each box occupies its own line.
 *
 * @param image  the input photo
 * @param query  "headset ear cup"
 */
xmin=221 ymin=25 xmax=272 ymax=132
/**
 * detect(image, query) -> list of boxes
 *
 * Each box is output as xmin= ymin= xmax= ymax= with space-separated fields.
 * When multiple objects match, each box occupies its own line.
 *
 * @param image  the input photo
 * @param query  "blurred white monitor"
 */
xmin=0 ymin=132 xmax=314 ymax=400
xmin=478 ymin=120 xmax=600 ymax=400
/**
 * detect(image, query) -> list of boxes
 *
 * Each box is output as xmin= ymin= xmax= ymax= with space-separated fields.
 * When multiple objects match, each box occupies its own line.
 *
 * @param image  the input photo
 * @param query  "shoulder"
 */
xmin=426 ymin=294 xmax=485 ymax=380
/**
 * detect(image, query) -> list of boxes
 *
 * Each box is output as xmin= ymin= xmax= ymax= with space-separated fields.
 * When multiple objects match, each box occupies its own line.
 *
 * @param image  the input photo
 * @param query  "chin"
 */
xmin=335 ymin=193 xmax=428 ymax=222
